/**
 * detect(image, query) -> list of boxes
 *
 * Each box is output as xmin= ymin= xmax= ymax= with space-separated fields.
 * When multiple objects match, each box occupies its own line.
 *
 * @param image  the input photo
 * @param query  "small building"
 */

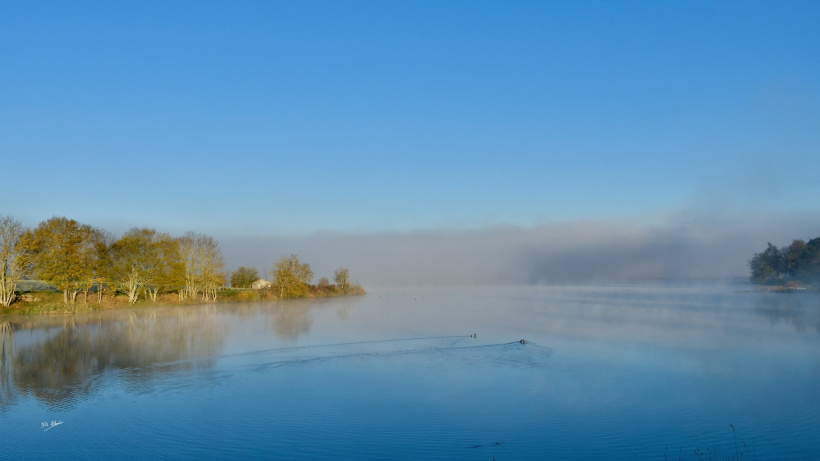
xmin=251 ymin=279 xmax=273 ymax=290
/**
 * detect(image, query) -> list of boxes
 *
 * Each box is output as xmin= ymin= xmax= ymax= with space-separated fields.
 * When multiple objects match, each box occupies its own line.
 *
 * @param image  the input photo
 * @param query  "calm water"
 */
xmin=1 ymin=282 xmax=819 ymax=460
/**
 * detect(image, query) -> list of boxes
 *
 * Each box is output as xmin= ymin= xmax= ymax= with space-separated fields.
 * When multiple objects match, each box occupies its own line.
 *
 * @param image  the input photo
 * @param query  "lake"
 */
xmin=1 ymin=281 xmax=819 ymax=460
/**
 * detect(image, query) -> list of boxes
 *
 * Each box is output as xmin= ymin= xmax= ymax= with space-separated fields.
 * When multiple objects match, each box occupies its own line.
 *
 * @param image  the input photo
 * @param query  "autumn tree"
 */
xmin=0 ymin=216 xmax=29 ymax=306
xmin=23 ymin=217 xmax=100 ymax=304
xmin=272 ymin=254 xmax=313 ymax=299
xmin=109 ymin=229 xmax=187 ymax=304
xmin=76 ymin=226 xmax=111 ymax=304
xmin=147 ymin=234 xmax=185 ymax=301
xmin=178 ymin=232 xmax=199 ymax=300
xmin=178 ymin=232 xmax=225 ymax=302
xmin=200 ymin=235 xmax=226 ymax=302
xmin=334 ymin=267 xmax=351 ymax=293
xmin=230 ymin=267 xmax=259 ymax=288
xmin=110 ymin=228 xmax=161 ymax=304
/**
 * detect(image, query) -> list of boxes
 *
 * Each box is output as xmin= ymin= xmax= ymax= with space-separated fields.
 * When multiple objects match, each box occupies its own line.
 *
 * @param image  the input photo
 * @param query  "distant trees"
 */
xmin=749 ymin=243 xmax=783 ymax=283
xmin=272 ymin=254 xmax=313 ymax=299
xmin=0 ymin=216 xmax=29 ymax=306
xmin=784 ymin=239 xmax=807 ymax=275
xmin=749 ymin=238 xmax=820 ymax=284
xmin=1 ymin=214 xmax=363 ymax=307
xmin=334 ymin=267 xmax=350 ymax=293
xmin=795 ymin=239 xmax=820 ymax=282
xmin=230 ymin=267 xmax=259 ymax=288
xmin=270 ymin=259 xmax=359 ymax=298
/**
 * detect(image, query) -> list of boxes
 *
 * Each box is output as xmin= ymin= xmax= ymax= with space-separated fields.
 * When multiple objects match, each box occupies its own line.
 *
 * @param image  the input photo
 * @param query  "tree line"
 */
xmin=0 ymin=215 xmax=357 ymax=307
xmin=229 ymin=257 xmax=352 ymax=299
xmin=749 ymin=237 xmax=820 ymax=285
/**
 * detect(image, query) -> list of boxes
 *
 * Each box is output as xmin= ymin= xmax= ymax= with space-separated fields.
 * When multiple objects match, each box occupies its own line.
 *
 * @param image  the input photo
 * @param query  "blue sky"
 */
xmin=2 ymin=1 xmax=819 ymax=241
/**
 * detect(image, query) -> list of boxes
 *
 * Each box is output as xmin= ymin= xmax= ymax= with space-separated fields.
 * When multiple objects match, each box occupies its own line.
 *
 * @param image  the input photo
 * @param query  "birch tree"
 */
xmin=76 ymin=226 xmax=111 ymax=304
xmin=178 ymin=232 xmax=225 ymax=302
xmin=198 ymin=234 xmax=225 ymax=302
xmin=0 ymin=216 xmax=29 ymax=307
xmin=177 ymin=232 xmax=201 ymax=301
xmin=110 ymin=228 xmax=160 ymax=304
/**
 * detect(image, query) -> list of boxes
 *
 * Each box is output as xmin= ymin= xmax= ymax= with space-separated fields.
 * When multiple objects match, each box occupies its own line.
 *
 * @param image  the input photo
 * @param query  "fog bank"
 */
xmin=219 ymin=213 xmax=820 ymax=288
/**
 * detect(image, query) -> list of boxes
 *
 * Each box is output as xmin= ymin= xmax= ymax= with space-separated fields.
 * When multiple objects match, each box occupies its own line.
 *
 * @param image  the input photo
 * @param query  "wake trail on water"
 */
xmin=225 ymin=334 xmax=473 ymax=359
xmin=145 ymin=336 xmax=554 ymax=391
xmin=122 ymin=337 xmax=556 ymax=401
xmin=231 ymin=337 xmax=554 ymax=373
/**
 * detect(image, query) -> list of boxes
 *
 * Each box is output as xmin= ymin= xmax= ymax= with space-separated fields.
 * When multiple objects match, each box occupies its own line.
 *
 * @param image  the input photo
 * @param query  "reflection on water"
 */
xmin=1 ymin=306 xmax=225 ymax=409
xmin=268 ymin=301 xmax=314 ymax=342
xmin=0 ymin=284 xmax=818 ymax=460
xmin=0 ymin=321 xmax=14 ymax=409
xmin=754 ymin=292 xmax=820 ymax=333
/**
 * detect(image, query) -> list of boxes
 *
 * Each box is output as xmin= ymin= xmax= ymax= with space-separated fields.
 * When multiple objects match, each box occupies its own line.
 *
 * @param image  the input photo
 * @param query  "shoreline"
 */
xmin=1 ymin=285 xmax=366 ymax=316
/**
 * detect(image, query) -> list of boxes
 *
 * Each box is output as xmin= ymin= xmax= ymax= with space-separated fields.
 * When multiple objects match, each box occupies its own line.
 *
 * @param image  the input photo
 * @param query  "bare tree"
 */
xmin=0 ymin=216 xmax=28 ymax=306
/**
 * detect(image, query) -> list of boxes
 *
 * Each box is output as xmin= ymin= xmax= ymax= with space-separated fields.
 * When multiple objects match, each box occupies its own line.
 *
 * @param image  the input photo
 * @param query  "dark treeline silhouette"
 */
xmin=749 ymin=237 xmax=820 ymax=285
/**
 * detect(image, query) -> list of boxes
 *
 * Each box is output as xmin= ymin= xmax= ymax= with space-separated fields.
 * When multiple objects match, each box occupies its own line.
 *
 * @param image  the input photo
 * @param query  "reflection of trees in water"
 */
xmin=212 ymin=297 xmax=360 ymax=341
xmin=269 ymin=302 xmax=313 ymax=342
xmin=334 ymin=300 xmax=353 ymax=322
xmin=2 ymin=306 xmax=225 ymax=409
xmin=0 ymin=321 xmax=15 ymax=410
xmin=754 ymin=293 xmax=820 ymax=333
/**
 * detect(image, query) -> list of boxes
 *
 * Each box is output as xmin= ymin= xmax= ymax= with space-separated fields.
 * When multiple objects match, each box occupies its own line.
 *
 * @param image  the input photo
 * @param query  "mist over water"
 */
xmin=2 ymin=283 xmax=818 ymax=460
xmin=219 ymin=212 xmax=820 ymax=287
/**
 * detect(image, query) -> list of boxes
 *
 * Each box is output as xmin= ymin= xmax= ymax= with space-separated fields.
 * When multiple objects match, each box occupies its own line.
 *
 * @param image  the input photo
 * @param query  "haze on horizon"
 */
xmin=2 ymin=1 xmax=819 ymax=287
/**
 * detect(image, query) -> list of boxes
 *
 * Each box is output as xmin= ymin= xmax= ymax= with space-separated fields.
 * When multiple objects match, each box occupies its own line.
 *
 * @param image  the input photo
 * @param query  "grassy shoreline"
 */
xmin=1 ymin=285 xmax=366 ymax=316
